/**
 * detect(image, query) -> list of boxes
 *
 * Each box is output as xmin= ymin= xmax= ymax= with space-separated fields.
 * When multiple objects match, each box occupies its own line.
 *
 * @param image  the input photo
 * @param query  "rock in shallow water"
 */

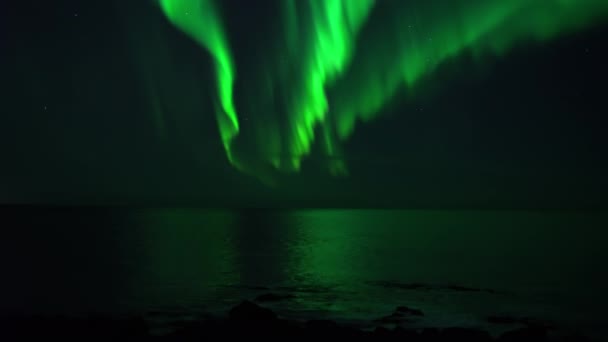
xmin=228 ymin=301 xmax=277 ymax=321
xmin=395 ymin=305 xmax=424 ymax=316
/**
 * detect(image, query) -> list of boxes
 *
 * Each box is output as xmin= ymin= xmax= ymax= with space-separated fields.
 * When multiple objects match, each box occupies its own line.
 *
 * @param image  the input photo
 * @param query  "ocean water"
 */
xmin=0 ymin=208 xmax=606 ymax=338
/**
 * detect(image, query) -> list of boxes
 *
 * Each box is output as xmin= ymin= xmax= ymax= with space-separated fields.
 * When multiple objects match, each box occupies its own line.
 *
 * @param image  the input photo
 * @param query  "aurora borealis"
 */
xmin=2 ymin=3 xmax=608 ymax=336
xmin=2 ymin=0 xmax=608 ymax=207
xmin=3 ymin=3 xmax=608 ymax=339
xmin=159 ymin=0 xmax=239 ymax=165
xmin=157 ymin=0 xmax=608 ymax=181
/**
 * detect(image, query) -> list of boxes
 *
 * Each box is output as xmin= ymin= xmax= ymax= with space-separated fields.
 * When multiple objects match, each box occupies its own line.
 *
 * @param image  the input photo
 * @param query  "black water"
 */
xmin=0 ymin=208 xmax=606 ymax=338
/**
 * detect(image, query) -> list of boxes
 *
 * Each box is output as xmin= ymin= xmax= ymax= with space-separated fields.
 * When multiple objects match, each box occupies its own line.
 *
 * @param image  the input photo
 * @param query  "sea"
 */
xmin=0 ymin=208 xmax=606 ymax=339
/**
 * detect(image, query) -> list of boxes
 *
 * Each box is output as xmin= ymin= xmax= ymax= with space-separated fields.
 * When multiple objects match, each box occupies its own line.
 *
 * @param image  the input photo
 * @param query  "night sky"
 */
xmin=2 ymin=0 xmax=608 ymax=208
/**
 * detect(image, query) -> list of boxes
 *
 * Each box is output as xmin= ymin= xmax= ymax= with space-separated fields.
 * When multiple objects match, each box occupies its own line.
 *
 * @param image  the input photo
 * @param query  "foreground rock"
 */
xmin=229 ymin=300 xmax=277 ymax=321
xmin=497 ymin=326 xmax=548 ymax=342
xmin=375 ymin=305 xmax=424 ymax=324
xmin=395 ymin=305 xmax=424 ymax=316
xmin=0 ymin=302 xmax=595 ymax=341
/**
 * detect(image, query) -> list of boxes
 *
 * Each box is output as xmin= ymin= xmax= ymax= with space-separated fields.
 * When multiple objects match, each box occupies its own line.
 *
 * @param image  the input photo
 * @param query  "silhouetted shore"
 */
xmin=0 ymin=300 xmax=594 ymax=341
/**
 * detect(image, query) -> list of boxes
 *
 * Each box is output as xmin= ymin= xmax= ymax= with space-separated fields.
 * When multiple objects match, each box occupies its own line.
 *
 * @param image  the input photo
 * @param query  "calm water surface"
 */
xmin=1 ymin=208 xmax=606 ymax=337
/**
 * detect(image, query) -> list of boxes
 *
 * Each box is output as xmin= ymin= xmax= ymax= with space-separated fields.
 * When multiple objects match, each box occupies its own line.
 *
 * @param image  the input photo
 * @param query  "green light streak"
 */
xmin=158 ymin=0 xmax=239 ymax=161
xmin=331 ymin=0 xmax=608 ymax=139
xmin=281 ymin=0 xmax=376 ymax=171
xmin=156 ymin=0 xmax=608 ymax=182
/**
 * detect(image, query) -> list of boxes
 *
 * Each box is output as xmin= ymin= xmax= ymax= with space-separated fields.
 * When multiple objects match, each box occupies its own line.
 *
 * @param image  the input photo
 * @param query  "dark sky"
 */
xmin=1 ymin=0 xmax=607 ymax=208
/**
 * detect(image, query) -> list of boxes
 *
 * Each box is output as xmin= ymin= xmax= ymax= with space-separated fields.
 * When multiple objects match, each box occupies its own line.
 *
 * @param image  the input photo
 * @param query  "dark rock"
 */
xmin=303 ymin=319 xmax=352 ymax=339
xmin=441 ymin=327 xmax=492 ymax=342
xmin=246 ymin=286 xmax=271 ymax=290
xmin=487 ymin=315 xmax=523 ymax=325
xmin=521 ymin=318 xmax=556 ymax=330
xmin=497 ymin=326 xmax=548 ymax=342
xmin=396 ymin=306 xmax=424 ymax=316
xmin=0 ymin=316 xmax=150 ymax=340
xmin=254 ymin=293 xmax=296 ymax=302
xmin=374 ymin=305 xmax=423 ymax=324
xmin=393 ymin=326 xmax=421 ymax=340
xmin=420 ymin=328 xmax=441 ymax=342
xmin=375 ymin=313 xmax=407 ymax=324
xmin=488 ymin=315 xmax=556 ymax=331
xmin=228 ymin=301 xmax=277 ymax=321
xmin=306 ymin=319 xmax=339 ymax=330
xmin=373 ymin=326 xmax=392 ymax=337
xmin=164 ymin=320 xmax=216 ymax=341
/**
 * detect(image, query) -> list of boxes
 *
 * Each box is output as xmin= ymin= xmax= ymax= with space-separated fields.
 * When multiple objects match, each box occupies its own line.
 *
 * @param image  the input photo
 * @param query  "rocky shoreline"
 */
xmin=0 ymin=300 xmax=595 ymax=341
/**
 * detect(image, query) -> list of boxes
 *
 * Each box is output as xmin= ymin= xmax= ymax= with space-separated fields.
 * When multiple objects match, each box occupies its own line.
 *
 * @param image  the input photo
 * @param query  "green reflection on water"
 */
xmin=287 ymin=210 xmax=608 ymax=294
xmin=128 ymin=209 xmax=607 ymax=319
xmin=131 ymin=209 xmax=240 ymax=308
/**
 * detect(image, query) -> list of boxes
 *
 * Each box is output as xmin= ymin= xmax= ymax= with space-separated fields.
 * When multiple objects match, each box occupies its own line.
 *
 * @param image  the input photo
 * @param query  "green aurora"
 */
xmin=157 ymin=0 xmax=608 ymax=183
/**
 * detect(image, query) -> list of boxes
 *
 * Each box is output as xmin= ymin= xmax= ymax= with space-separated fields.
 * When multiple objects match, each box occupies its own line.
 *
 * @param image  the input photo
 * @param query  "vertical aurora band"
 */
xmin=329 ymin=0 xmax=608 ymax=140
xmin=277 ymin=0 xmax=376 ymax=172
xmin=157 ymin=0 xmax=608 ymax=182
xmin=158 ymin=0 xmax=239 ymax=162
